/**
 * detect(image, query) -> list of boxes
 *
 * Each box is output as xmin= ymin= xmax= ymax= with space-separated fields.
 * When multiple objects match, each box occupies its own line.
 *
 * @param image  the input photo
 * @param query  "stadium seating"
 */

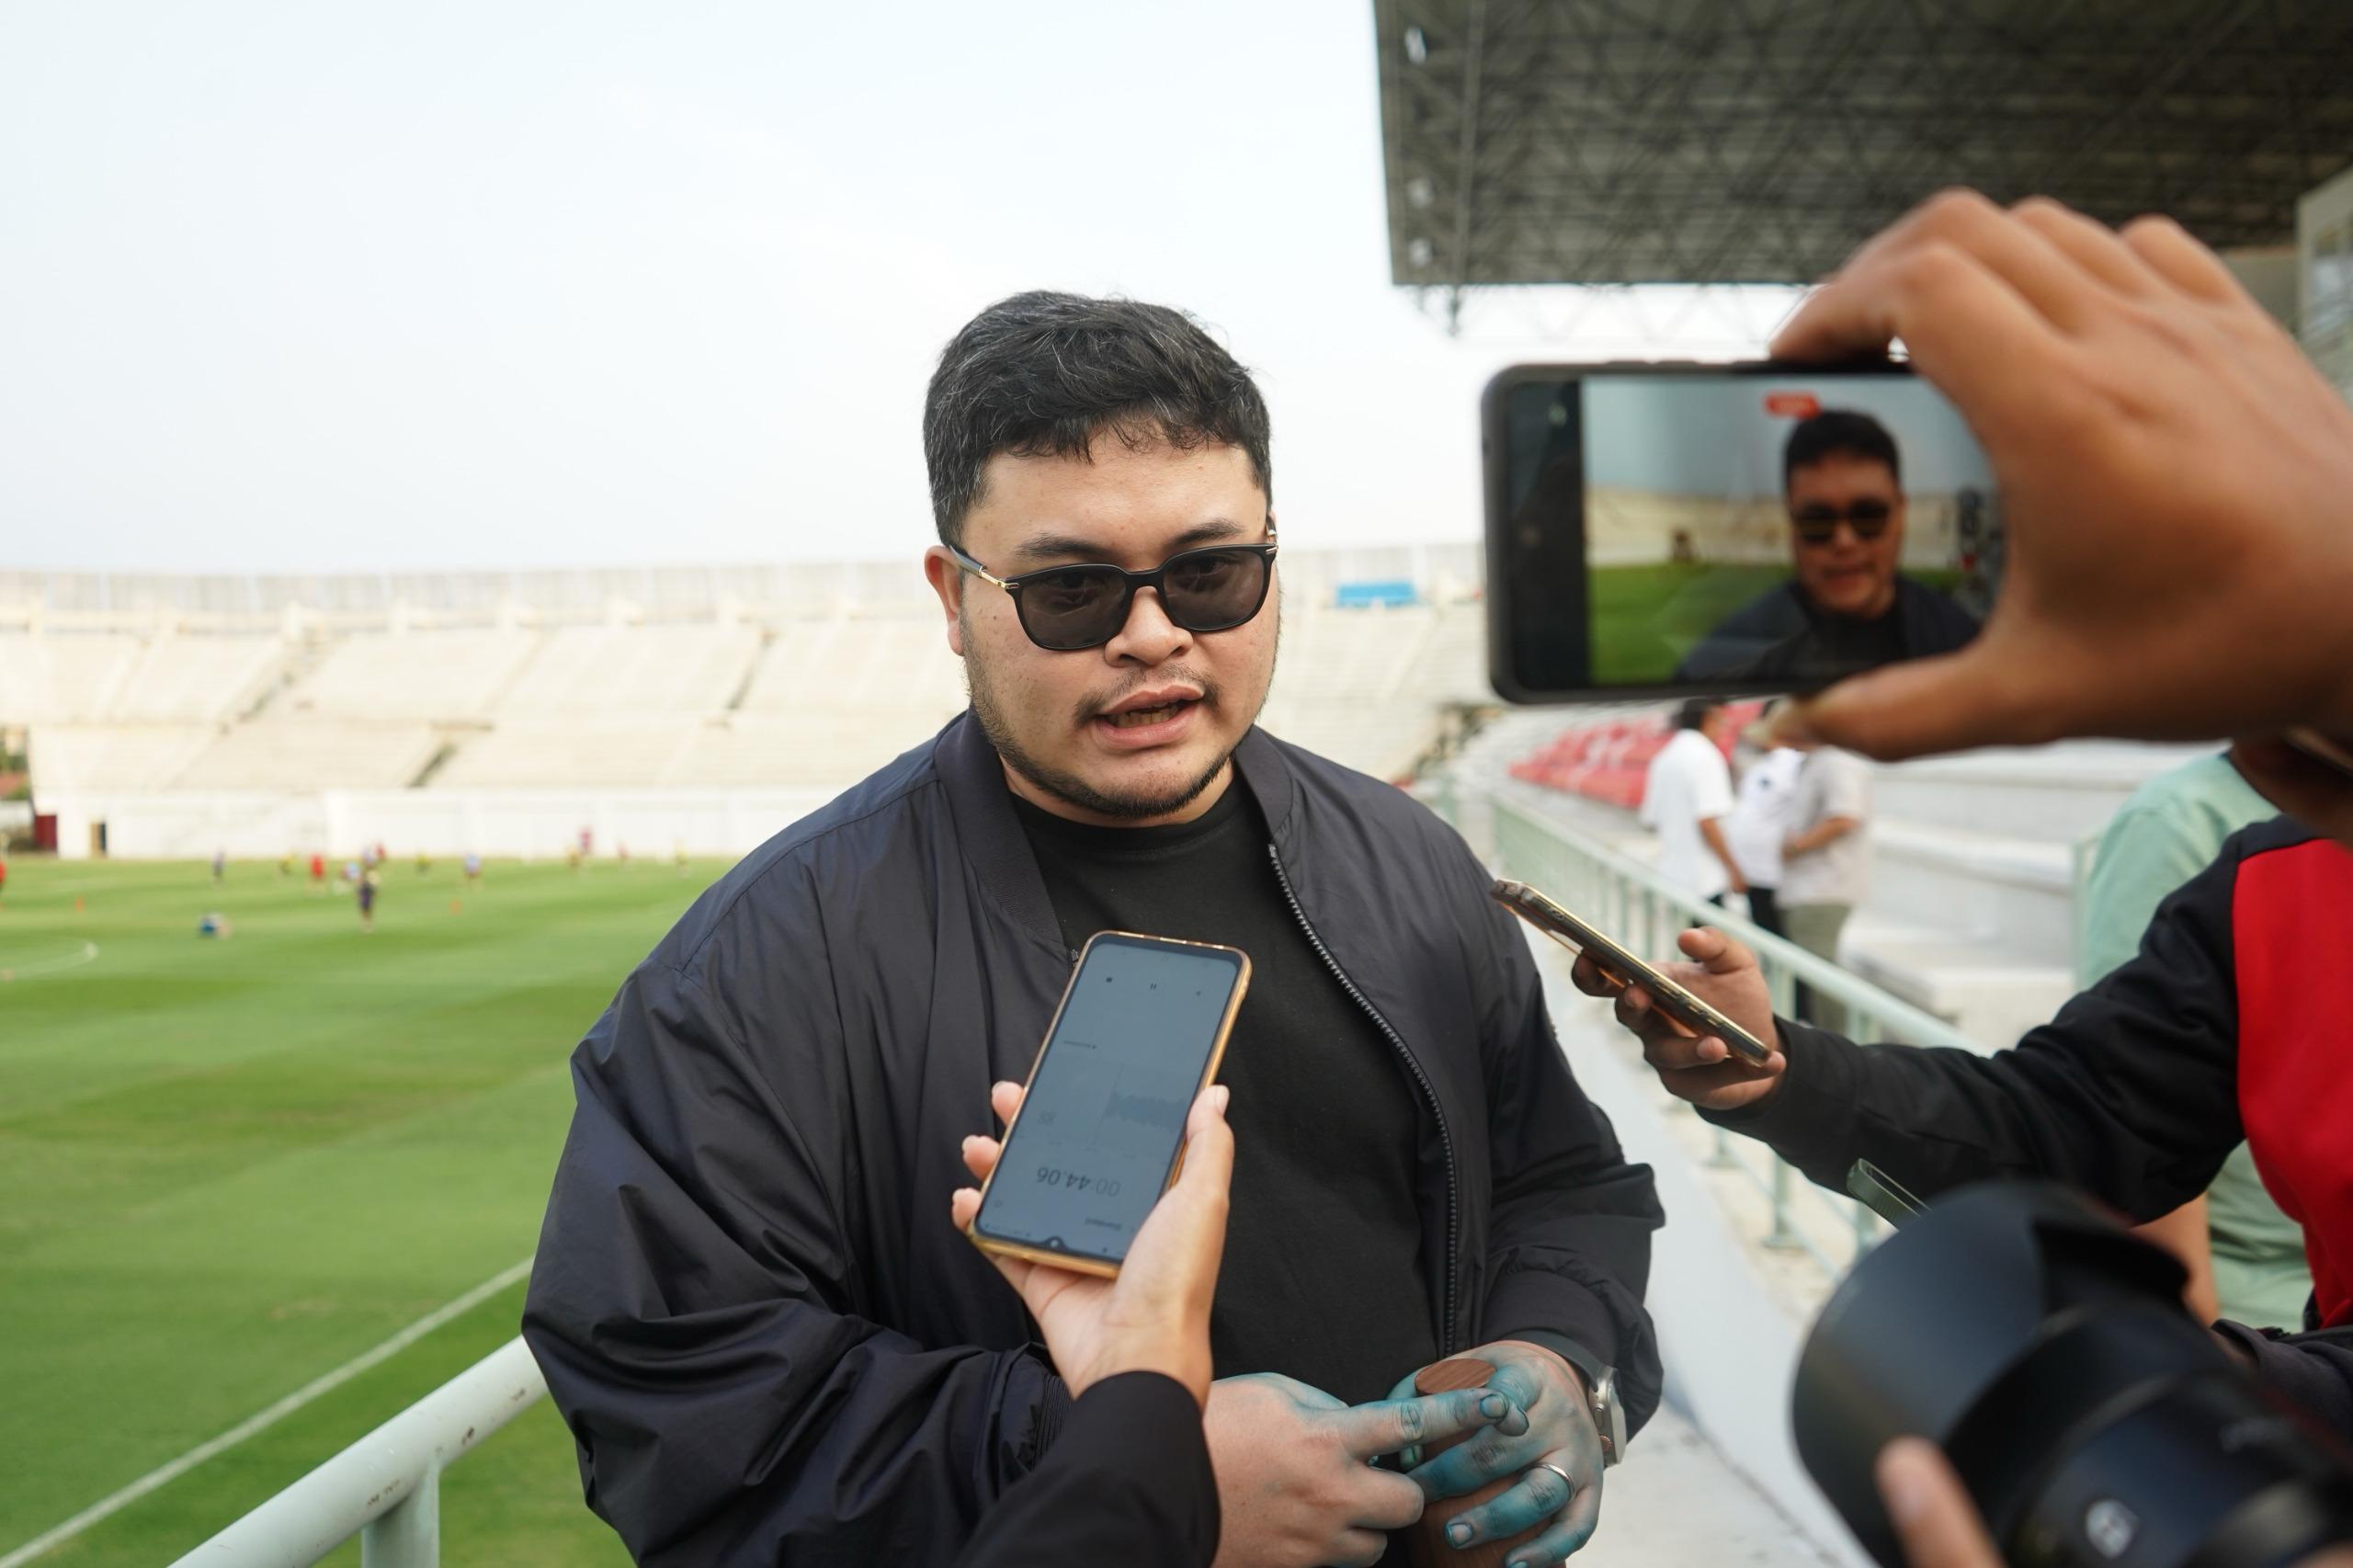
xmin=173 ymin=721 xmax=447 ymax=791
xmin=428 ymin=718 xmax=701 ymax=790
xmin=0 ymin=633 xmax=148 ymax=723
xmin=28 ymin=724 xmax=217 ymax=793
xmin=735 ymin=616 xmax=966 ymax=716
xmin=667 ymin=711 xmax=955 ymax=789
xmin=495 ymin=624 xmax=762 ymax=715
xmin=288 ymin=629 xmax=541 ymax=721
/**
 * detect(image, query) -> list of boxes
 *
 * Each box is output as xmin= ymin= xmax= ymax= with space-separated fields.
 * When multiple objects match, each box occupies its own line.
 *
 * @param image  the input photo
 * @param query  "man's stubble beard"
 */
xmin=961 ymin=603 xmax=1279 ymax=822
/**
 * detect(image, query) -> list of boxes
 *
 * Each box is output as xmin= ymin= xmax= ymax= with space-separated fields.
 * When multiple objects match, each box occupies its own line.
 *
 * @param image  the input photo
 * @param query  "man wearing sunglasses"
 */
xmin=525 ymin=290 xmax=1664 ymax=1568
xmin=1675 ymin=409 xmax=1979 ymax=683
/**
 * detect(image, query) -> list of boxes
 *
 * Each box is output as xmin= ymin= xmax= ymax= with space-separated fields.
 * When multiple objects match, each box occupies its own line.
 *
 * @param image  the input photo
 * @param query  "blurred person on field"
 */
xmin=2082 ymin=752 xmax=2313 ymax=1329
xmin=357 ymin=867 xmax=379 ymax=934
xmin=1574 ymin=187 xmax=2353 ymax=1447
xmin=1726 ymin=715 xmax=1804 ymax=938
xmin=1676 ymin=411 xmax=1978 ymax=684
xmin=1777 ymin=736 xmax=1872 ymax=1033
xmin=1641 ymin=699 xmax=1745 ymax=909
xmin=526 ymin=291 xmax=1660 ymax=1568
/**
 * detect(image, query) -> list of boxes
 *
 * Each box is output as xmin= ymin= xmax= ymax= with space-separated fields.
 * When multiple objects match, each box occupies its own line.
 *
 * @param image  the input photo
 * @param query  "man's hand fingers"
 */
xmin=953 ymin=1187 xmax=1034 ymax=1294
xmin=1654 ymin=1055 xmax=1786 ymax=1107
xmin=1407 ymin=1423 xmax=1524 ymax=1501
xmin=1439 ymin=1457 xmax=1575 ymax=1548
xmin=960 ymin=1134 xmax=1001 ymax=1183
xmin=2118 ymin=212 xmax=2249 ymax=305
xmin=990 ymin=1079 xmax=1024 ymax=1127
xmin=1120 ymin=1085 xmax=1234 ymax=1314
xmin=1509 ymin=1472 xmax=1605 ymax=1567
xmin=1768 ymin=642 xmax=2056 ymax=763
xmin=1877 ymin=1438 xmax=2001 ymax=1568
xmin=1336 ymin=1386 xmax=1512 ymax=1460
xmin=1331 ymin=1525 xmax=1401 ymax=1568
xmin=1769 ymin=192 xmax=2076 ymax=413
xmin=1347 ymin=1467 xmax=1432 ymax=1533
xmin=1568 ymin=952 xmax=1624 ymax=998
xmin=1677 ymin=926 xmax=1752 ymax=975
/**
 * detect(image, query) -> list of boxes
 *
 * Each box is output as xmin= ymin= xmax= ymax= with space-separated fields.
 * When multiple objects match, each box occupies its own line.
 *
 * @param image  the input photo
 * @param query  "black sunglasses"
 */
xmin=949 ymin=534 xmax=1279 ymax=651
xmin=1790 ymin=499 xmax=1894 ymax=545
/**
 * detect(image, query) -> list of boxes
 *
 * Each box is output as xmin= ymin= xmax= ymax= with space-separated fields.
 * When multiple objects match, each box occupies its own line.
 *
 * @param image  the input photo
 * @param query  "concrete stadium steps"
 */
xmin=1860 ymin=819 xmax=2077 ymax=959
xmin=0 ymin=632 xmax=144 ymax=723
xmin=1868 ymin=743 xmax=2216 ymax=844
xmin=1836 ymin=918 xmax=2075 ymax=1051
xmin=664 ymin=710 xmax=959 ymax=789
xmin=494 ymin=624 xmax=763 ymax=716
xmin=427 ymin=719 xmax=701 ymax=790
xmin=27 ymin=724 xmax=218 ymax=793
xmin=1257 ymin=700 xmax=1443 ymax=782
xmin=287 ymin=629 xmax=544 ymax=722
xmin=735 ymin=618 xmax=965 ymax=715
xmin=172 ymin=722 xmax=447 ymax=791
xmin=103 ymin=634 xmax=288 ymax=723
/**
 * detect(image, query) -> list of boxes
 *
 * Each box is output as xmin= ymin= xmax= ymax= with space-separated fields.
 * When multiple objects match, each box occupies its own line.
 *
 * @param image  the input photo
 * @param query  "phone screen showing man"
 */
xmin=1488 ymin=364 xmax=2002 ymax=699
xmin=973 ymin=934 xmax=1245 ymax=1267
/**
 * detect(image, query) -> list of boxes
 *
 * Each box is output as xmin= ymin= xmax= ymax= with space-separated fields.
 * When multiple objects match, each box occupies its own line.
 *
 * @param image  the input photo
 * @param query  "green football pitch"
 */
xmin=1589 ymin=562 xmax=1969 ymax=684
xmin=0 ymin=855 xmax=742 ymax=1567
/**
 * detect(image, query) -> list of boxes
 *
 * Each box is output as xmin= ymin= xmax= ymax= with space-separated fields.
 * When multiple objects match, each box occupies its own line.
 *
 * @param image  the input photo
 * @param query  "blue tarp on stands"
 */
xmin=1334 ymin=579 xmax=1418 ymax=608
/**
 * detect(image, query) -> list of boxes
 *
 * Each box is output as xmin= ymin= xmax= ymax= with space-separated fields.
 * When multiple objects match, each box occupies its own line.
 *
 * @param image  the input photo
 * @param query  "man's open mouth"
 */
xmin=1105 ymin=699 xmax=1194 ymax=729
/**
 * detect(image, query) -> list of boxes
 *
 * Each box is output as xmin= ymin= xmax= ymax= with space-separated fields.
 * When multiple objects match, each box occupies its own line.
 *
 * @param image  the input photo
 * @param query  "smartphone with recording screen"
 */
xmin=967 ymin=931 xmax=1250 ymax=1278
xmin=1484 ymin=360 xmax=2002 ymax=701
xmin=1492 ymin=878 xmax=1774 ymax=1066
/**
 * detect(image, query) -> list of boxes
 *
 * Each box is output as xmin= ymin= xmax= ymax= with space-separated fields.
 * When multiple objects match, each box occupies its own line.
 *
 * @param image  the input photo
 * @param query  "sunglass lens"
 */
xmin=1020 ymin=567 xmax=1128 ymax=649
xmin=1847 ymin=500 xmax=1892 ymax=538
xmin=1162 ymin=549 xmax=1265 ymax=631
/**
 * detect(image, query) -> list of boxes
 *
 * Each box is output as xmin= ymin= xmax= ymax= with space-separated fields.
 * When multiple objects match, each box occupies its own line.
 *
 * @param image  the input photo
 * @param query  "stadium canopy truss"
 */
xmin=1374 ymin=0 xmax=2353 ymax=329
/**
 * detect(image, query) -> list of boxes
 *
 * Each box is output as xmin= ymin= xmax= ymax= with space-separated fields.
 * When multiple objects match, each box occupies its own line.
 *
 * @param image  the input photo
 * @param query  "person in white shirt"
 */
xmin=1779 ymin=741 xmax=1872 ymax=1031
xmin=1640 ymin=699 xmax=1745 ymax=908
xmin=1726 ymin=737 xmax=1805 ymax=937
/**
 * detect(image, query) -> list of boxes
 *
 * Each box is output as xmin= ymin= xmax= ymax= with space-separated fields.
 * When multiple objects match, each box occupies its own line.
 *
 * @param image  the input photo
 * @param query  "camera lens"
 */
xmin=1791 ymin=1183 xmax=2353 ymax=1568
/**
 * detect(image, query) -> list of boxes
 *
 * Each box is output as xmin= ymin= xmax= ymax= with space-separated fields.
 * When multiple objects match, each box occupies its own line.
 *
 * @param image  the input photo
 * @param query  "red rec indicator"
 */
xmin=1764 ymin=391 xmax=1821 ymax=419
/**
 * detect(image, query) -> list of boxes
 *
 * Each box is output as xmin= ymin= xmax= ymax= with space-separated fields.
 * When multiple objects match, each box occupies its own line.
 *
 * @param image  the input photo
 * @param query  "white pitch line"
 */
xmin=0 ymin=941 xmax=99 ymax=983
xmin=0 ymin=1256 xmax=535 ymax=1568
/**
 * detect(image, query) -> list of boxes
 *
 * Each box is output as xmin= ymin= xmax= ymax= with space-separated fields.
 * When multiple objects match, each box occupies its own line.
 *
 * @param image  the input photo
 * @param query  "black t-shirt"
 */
xmin=1012 ymin=779 xmax=1438 ymax=1404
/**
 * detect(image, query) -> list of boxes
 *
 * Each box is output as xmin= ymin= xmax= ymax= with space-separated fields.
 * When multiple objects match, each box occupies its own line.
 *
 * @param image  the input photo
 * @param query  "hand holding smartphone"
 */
xmin=966 ymin=931 xmax=1250 ymax=1278
xmin=1491 ymin=880 xmax=1775 ymax=1066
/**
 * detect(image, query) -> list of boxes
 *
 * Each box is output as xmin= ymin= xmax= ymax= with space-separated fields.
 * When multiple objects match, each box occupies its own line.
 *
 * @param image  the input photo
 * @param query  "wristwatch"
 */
xmin=1586 ymin=1366 xmax=1625 ymax=1468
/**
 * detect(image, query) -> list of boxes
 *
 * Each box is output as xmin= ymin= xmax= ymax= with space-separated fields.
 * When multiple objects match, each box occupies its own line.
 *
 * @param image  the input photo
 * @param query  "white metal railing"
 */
xmin=1482 ymin=789 xmax=1988 ymax=1278
xmin=168 ymin=1336 xmax=548 ymax=1568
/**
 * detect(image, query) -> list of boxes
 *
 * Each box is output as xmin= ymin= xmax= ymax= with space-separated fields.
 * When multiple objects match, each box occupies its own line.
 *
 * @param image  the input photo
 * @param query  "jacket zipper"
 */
xmin=1267 ymin=842 xmax=1461 ymax=1356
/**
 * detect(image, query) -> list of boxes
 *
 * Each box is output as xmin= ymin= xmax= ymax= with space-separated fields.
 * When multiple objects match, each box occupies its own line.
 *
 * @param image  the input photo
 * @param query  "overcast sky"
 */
xmin=0 ymin=1 xmax=1803 ymax=574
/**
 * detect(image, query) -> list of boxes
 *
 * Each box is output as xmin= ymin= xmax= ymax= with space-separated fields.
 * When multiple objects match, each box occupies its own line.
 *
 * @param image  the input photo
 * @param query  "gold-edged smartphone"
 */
xmin=1490 ymin=878 xmax=1775 ymax=1066
xmin=966 ymin=930 xmax=1250 ymax=1278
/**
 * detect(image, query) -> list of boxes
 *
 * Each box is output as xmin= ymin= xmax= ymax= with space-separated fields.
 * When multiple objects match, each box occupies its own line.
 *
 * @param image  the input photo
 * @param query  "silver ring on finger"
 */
xmin=1532 ymin=1459 xmax=1575 ymax=1498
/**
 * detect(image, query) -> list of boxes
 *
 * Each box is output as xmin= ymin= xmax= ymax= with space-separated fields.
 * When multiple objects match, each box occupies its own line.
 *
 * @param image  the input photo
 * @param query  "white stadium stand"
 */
xmin=28 ymin=724 xmax=217 ymax=794
xmin=288 ymin=629 xmax=542 ymax=721
xmin=494 ymin=623 xmax=763 ymax=716
xmin=0 ymin=632 xmax=154 ymax=722
xmin=428 ymin=718 xmax=700 ymax=790
xmin=173 ymin=721 xmax=448 ymax=792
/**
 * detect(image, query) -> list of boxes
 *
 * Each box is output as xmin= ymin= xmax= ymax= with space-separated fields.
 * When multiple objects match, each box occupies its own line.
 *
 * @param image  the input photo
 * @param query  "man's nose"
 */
xmin=1101 ymin=586 xmax=1191 ymax=666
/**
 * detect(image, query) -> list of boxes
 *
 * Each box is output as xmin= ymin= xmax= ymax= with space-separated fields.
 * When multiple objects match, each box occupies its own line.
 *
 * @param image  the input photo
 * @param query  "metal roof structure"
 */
xmin=1374 ymin=0 xmax=2353 ymax=316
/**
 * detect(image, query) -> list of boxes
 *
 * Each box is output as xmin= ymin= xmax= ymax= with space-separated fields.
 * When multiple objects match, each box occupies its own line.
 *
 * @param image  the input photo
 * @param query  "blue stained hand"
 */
xmin=1386 ymin=1340 xmax=1608 ymax=1565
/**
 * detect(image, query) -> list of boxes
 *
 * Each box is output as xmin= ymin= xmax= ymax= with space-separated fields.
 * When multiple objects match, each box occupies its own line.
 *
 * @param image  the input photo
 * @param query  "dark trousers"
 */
xmin=1746 ymin=884 xmax=1785 ymax=938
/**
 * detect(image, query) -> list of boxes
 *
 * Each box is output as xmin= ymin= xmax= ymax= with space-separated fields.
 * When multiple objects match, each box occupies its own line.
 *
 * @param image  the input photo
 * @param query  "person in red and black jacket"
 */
xmin=1574 ymin=813 xmax=2353 ymax=1427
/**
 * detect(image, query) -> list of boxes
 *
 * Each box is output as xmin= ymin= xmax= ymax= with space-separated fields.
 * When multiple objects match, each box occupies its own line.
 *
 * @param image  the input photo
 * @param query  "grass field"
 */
xmin=1589 ymin=562 xmax=1968 ymax=684
xmin=0 ymin=855 xmax=739 ymax=1566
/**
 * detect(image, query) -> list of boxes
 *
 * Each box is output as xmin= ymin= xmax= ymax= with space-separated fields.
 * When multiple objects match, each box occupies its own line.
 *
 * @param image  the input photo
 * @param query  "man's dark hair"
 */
xmin=1675 ymin=698 xmax=1722 ymax=732
xmin=924 ymin=291 xmax=1273 ymax=547
xmin=1783 ymin=409 xmax=1902 ymax=490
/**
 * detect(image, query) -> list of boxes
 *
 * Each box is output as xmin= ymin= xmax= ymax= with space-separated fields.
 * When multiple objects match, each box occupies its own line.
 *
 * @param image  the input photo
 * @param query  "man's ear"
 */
xmin=923 ymin=546 xmax=966 ymax=656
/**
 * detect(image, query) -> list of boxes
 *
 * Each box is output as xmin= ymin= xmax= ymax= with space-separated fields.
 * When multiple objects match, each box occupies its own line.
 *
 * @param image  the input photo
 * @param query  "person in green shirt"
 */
xmin=2077 ymin=752 xmax=2314 ymax=1328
